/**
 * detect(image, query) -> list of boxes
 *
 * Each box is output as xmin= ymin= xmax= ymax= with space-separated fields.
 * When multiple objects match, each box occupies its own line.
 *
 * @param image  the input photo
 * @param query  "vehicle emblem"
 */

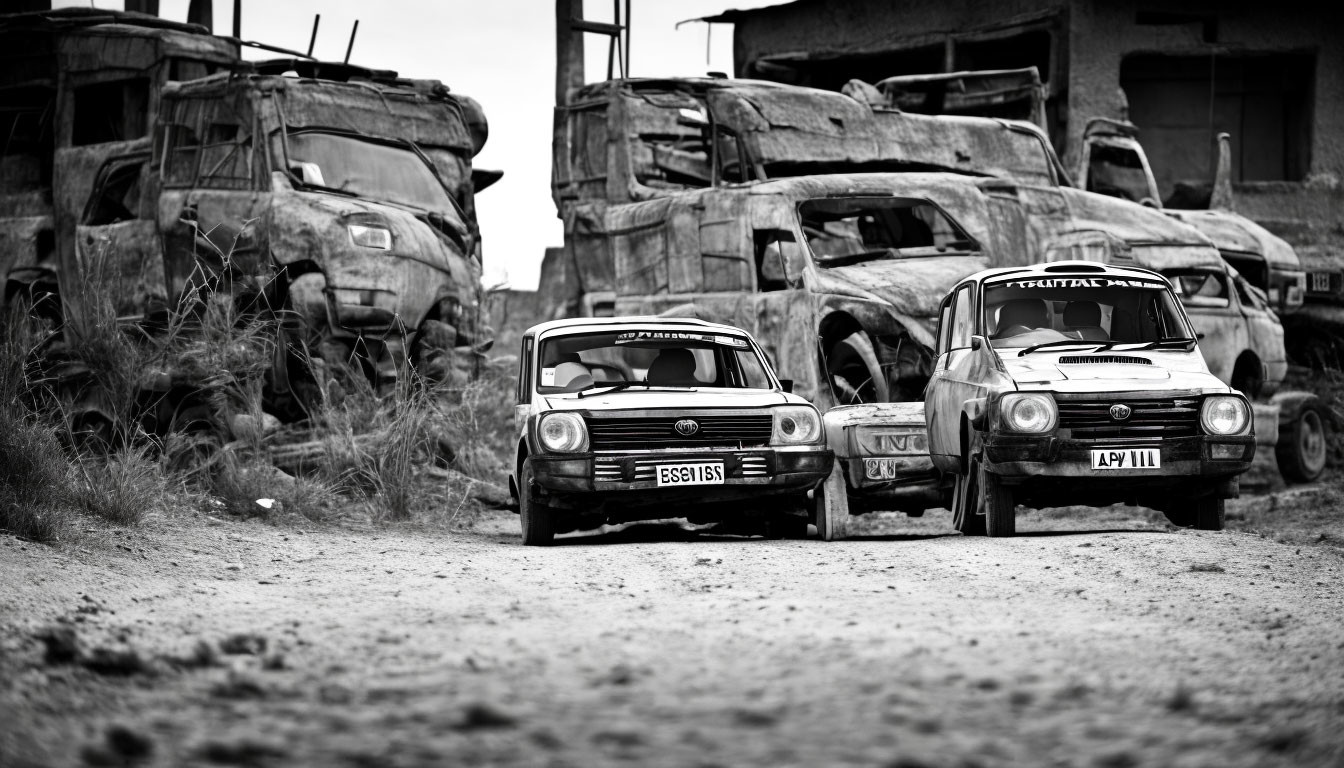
xmin=674 ymin=419 xmax=700 ymax=436
xmin=1109 ymin=404 xmax=1132 ymax=421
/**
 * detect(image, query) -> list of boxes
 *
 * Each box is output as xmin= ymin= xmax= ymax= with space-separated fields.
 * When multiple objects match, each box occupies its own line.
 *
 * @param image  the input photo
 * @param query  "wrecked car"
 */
xmin=509 ymin=316 xmax=833 ymax=545
xmin=925 ymin=261 xmax=1254 ymax=537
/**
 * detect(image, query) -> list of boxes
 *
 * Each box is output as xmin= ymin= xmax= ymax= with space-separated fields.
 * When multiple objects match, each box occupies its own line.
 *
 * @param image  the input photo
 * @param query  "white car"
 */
xmin=509 ymin=317 xmax=834 ymax=545
xmin=925 ymin=261 xmax=1255 ymax=536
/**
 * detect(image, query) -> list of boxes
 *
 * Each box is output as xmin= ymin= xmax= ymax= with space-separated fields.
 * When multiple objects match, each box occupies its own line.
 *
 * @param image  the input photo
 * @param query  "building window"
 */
xmin=1120 ymin=53 xmax=1314 ymax=197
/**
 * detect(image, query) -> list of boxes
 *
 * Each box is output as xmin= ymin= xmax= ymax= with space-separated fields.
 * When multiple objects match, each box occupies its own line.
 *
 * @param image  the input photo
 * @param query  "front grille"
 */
xmin=594 ymin=455 xmax=768 ymax=483
xmin=1057 ymin=396 xmax=1200 ymax=440
xmin=1057 ymin=355 xmax=1151 ymax=365
xmin=586 ymin=413 xmax=773 ymax=451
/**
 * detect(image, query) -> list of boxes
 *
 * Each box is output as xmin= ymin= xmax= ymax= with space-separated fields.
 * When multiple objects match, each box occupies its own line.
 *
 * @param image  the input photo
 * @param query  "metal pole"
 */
xmin=307 ymin=14 xmax=321 ymax=57
xmin=232 ymin=0 xmax=240 ymax=38
xmin=344 ymin=19 xmax=359 ymax=64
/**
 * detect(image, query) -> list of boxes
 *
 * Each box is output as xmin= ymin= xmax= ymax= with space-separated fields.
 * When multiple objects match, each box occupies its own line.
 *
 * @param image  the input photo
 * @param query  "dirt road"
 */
xmin=3 ymin=504 xmax=1343 ymax=767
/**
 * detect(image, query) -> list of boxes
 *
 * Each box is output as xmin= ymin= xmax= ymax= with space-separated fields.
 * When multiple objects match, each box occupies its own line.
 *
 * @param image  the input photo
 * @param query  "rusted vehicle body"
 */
xmin=1 ymin=8 xmax=493 ymax=434
xmin=553 ymin=75 xmax=1294 ymax=533
xmin=1077 ymin=118 xmax=1306 ymax=317
xmin=509 ymin=316 xmax=832 ymax=545
xmin=0 ymin=8 xmax=238 ymax=320
xmin=926 ymin=261 xmax=1255 ymax=537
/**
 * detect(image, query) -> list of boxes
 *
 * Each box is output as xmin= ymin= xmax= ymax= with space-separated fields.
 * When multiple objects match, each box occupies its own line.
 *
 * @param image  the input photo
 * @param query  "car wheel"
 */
xmin=826 ymin=331 xmax=889 ymax=405
xmin=1276 ymin=400 xmax=1329 ymax=484
xmin=1194 ymin=497 xmax=1225 ymax=531
xmin=980 ymin=459 xmax=1015 ymax=538
xmin=952 ymin=455 xmax=986 ymax=536
xmin=518 ymin=460 xmax=555 ymax=546
xmin=1162 ymin=497 xmax=1225 ymax=531
xmin=814 ymin=464 xmax=850 ymax=541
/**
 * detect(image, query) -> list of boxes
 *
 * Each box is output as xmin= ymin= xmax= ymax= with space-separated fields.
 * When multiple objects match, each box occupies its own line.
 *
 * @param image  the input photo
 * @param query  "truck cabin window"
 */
xmin=1164 ymin=269 xmax=1231 ymax=308
xmin=536 ymin=331 xmax=772 ymax=394
xmin=283 ymin=131 xmax=462 ymax=221
xmin=798 ymin=196 xmax=978 ymax=267
xmin=1086 ymin=144 xmax=1154 ymax=204
xmin=983 ymin=277 xmax=1193 ymax=349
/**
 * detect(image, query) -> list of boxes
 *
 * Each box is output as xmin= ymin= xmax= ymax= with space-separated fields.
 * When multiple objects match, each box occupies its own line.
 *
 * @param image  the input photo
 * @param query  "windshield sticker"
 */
xmin=539 ymin=368 xmax=556 ymax=386
xmin=615 ymin=331 xmax=748 ymax=348
xmin=999 ymin=278 xmax=1157 ymax=289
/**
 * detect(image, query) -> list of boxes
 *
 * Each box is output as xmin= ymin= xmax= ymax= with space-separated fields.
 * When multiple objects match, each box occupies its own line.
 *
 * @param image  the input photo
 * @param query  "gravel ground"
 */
xmin=2 ymin=501 xmax=1342 ymax=767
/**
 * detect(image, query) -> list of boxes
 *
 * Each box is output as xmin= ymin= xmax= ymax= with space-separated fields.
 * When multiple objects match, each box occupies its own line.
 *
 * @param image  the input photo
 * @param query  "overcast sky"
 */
xmin=58 ymin=0 xmax=784 ymax=288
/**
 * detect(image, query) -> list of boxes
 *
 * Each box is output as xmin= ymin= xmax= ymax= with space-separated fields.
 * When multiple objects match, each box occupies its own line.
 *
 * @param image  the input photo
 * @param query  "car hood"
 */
xmin=1001 ymin=349 xmax=1229 ymax=394
xmin=1059 ymin=189 xmax=1212 ymax=246
xmin=811 ymin=254 xmax=991 ymax=320
xmin=1163 ymin=209 xmax=1301 ymax=270
xmin=542 ymin=388 xmax=798 ymax=412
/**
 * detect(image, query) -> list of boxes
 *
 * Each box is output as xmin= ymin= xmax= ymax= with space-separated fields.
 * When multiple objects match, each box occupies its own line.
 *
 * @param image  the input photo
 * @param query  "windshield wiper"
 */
xmin=1016 ymin=339 xmax=1115 ymax=357
xmin=1119 ymin=337 xmax=1200 ymax=351
xmin=576 ymin=381 xmax=646 ymax=398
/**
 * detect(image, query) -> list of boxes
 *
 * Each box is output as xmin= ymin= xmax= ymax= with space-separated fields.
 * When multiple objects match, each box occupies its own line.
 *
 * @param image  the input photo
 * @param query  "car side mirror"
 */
xmin=778 ymin=379 xmax=794 ymax=393
xmin=289 ymin=162 xmax=325 ymax=187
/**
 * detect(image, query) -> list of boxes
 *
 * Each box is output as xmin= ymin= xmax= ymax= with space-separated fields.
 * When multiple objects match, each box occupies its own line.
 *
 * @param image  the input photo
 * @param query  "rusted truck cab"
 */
xmin=0 ymin=8 xmax=237 ymax=321
xmin=134 ymin=62 xmax=491 ymax=401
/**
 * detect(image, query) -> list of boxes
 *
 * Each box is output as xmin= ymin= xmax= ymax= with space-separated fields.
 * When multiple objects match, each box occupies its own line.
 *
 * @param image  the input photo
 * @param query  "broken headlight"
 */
xmin=348 ymin=224 xmax=392 ymax=250
xmin=998 ymin=393 xmax=1057 ymax=434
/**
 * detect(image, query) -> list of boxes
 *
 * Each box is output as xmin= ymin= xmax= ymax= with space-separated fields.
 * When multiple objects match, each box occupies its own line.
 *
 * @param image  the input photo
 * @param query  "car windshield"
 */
xmin=283 ymin=131 xmax=458 ymax=215
xmin=798 ymin=196 xmax=978 ymax=268
xmin=536 ymin=329 xmax=774 ymax=394
xmin=983 ymin=275 xmax=1194 ymax=350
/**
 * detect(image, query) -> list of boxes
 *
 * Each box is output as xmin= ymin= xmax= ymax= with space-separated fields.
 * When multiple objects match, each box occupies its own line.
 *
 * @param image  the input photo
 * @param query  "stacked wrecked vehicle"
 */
xmin=551 ymin=73 xmax=1301 ymax=538
xmin=0 ymin=8 xmax=493 ymax=444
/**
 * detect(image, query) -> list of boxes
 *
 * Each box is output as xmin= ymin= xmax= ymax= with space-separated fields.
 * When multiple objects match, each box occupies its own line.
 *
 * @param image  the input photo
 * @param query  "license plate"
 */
xmin=1090 ymin=448 xmax=1160 ymax=470
xmin=1312 ymin=272 xmax=1331 ymax=292
xmin=656 ymin=463 xmax=724 ymax=486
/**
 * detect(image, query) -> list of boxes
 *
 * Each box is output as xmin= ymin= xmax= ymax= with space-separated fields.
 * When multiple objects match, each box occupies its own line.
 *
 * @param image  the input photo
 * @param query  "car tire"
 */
xmin=951 ymin=456 xmax=986 ymax=536
xmin=1194 ymin=497 xmax=1225 ymax=531
xmin=814 ymin=464 xmax=850 ymax=541
xmin=518 ymin=460 xmax=555 ymax=546
xmin=826 ymin=331 xmax=888 ymax=405
xmin=1276 ymin=400 xmax=1329 ymax=484
xmin=1162 ymin=497 xmax=1225 ymax=531
xmin=980 ymin=459 xmax=1015 ymax=538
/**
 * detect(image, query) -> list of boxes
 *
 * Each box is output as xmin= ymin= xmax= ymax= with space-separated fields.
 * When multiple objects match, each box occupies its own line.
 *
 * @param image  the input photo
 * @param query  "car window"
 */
xmin=517 ymin=336 xmax=533 ymax=403
xmin=936 ymin=295 xmax=954 ymax=355
xmin=798 ymin=196 xmax=978 ymax=268
xmin=949 ymin=285 xmax=974 ymax=349
xmin=1165 ymin=269 xmax=1231 ymax=308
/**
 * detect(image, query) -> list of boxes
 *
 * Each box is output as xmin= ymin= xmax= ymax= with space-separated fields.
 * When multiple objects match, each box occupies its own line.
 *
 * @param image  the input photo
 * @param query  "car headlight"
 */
xmin=772 ymin=405 xmax=822 ymax=445
xmin=537 ymin=412 xmax=588 ymax=452
xmin=999 ymin=393 xmax=1057 ymax=433
xmin=349 ymin=224 xmax=392 ymax=250
xmin=855 ymin=427 xmax=928 ymax=455
xmin=1201 ymin=395 xmax=1249 ymax=435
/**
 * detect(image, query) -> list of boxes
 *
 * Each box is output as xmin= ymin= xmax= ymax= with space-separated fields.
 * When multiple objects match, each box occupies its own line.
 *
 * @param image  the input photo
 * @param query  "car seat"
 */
xmin=646 ymin=348 xmax=699 ymax=386
xmin=552 ymin=361 xmax=593 ymax=390
xmin=1063 ymin=301 xmax=1109 ymax=341
xmin=994 ymin=298 xmax=1048 ymax=338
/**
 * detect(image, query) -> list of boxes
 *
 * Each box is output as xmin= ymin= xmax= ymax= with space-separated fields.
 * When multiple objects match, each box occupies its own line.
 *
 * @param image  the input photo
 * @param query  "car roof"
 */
xmin=523 ymin=315 xmax=752 ymax=338
xmin=965 ymin=260 xmax=1170 ymax=286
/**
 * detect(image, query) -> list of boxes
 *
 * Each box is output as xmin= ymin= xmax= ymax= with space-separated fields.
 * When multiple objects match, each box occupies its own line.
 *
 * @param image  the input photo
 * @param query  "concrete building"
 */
xmin=704 ymin=0 xmax=1343 ymax=266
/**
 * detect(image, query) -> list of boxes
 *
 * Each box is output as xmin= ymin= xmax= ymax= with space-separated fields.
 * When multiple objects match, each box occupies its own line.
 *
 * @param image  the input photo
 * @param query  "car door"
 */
xmin=1167 ymin=267 xmax=1246 ymax=386
xmin=74 ymin=153 xmax=167 ymax=321
xmin=927 ymin=282 xmax=977 ymax=470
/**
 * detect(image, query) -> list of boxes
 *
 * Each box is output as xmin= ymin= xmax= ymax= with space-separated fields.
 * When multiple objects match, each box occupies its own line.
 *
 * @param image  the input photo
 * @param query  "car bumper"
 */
xmin=982 ymin=433 xmax=1255 ymax=481
xmin=530 ymin=446 xmax=834 ymax=497
xmin=840 ymin=454 xmax=950 ymax=510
